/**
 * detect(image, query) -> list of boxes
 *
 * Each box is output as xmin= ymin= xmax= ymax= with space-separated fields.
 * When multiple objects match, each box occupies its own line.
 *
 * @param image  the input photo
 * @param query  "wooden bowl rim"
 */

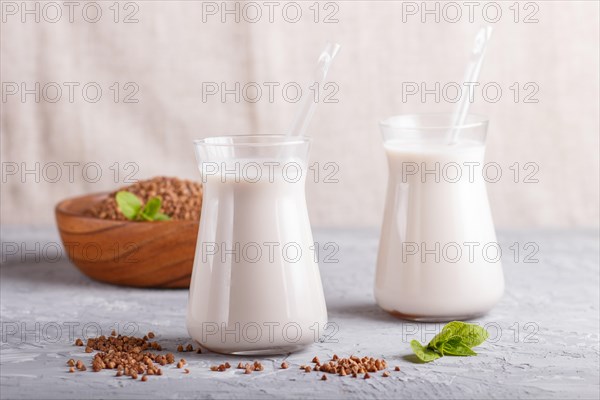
xmin=55 ymin=192 xmax=198 ymax=225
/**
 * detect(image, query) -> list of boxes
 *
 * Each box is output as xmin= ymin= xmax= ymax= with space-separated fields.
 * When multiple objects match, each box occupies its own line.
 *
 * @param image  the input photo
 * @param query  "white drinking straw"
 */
xmin=448 ymin=26 xmax=493 ymax=144
xmin=287 ymin=42 xmax=341 ymax=137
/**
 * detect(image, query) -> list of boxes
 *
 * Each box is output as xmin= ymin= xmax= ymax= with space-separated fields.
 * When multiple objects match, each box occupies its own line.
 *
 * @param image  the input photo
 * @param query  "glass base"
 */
xmin=198 ymin=343 xmax=308 ymax=356
xmin=385 ymin=309 xmax=486 ymax=322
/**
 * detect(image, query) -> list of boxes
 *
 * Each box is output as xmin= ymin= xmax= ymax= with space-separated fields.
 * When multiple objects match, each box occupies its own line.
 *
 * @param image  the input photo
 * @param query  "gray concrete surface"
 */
xmin=1 ymin=227 xmax=599 ymax=399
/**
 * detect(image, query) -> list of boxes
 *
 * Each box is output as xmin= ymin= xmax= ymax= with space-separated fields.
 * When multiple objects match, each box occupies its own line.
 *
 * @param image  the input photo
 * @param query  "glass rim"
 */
xmin=193 ymin=134 xmax=311 ymax=147
xmin=379 ymin=113 xmax=489 ymax=131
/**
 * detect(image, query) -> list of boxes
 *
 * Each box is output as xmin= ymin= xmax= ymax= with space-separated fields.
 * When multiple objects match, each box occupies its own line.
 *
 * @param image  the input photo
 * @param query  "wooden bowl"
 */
xmin=55 ymin=193 xmax=198 ymax=288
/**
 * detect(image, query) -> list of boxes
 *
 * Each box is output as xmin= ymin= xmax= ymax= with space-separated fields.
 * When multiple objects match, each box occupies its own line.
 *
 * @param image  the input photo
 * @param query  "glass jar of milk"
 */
xmin=376 ymin=114 xmax=504 ymax=321
xmin=187 ymin=135 xmax=327 ymax=354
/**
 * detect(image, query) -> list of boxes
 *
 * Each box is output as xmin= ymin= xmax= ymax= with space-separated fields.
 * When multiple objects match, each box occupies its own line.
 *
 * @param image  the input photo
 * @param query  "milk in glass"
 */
xmin=187 ymin=136 xmax=327 ymax=354
xmin=376 ymin=115 xmax=504 ymax=321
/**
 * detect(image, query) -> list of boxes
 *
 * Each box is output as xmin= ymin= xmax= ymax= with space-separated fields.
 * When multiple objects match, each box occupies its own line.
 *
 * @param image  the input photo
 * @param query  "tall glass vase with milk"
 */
xmin=187 ymin=44 xmax=340 ymax=354
xmin=375 ymin=28 xmax=504 ymax=321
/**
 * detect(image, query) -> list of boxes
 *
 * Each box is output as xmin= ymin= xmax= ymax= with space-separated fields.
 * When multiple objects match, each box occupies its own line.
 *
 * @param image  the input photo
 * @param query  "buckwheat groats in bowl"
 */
xmin=55 ymin=177 xmax=203 ymax=288
xmin=87 ymin=177 xmax=202 ymax=221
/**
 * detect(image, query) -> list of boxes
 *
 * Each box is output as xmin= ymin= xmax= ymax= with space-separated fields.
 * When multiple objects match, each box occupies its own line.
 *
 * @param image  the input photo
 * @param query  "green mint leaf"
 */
xmin=409 ymin=322 xmax=489 ymax=363
xmin=410 ymin=340 xmax=441 ymax=363
xmin=153 ymin=213 xmax=171 ymax=221
xmin=429 ymin=321 xmax=488 ymax=350
xmin=141 ymin=197 xmax=162 ymax=220
xmin=429 ymin=329 xmax=457 ymax=351
xmin=115 ymin=191 xmax=142 ymax=220
xmin=139 ymin=212 xmax=154 ymax=221
xmin=444 ymin=321 xmax=489 ymax=348
xmin=430 ymin=335 xmax=462 ymax=355
xmin=440 ymin=340 xmax=478 ymax=357
xmin=431 ymin=337 xmax=456 ymax=355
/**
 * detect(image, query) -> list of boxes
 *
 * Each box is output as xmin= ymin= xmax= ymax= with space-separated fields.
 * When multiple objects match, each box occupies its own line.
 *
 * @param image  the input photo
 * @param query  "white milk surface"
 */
xmin=376 ymin=140 xmax=504 ymax=319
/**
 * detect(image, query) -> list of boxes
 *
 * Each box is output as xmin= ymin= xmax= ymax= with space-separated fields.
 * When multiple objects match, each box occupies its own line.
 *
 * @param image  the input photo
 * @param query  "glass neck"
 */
xmin=380 ymin=114 xmax=488 ymax=146
xmin=194 ymin=135 xmax=311 ymax=184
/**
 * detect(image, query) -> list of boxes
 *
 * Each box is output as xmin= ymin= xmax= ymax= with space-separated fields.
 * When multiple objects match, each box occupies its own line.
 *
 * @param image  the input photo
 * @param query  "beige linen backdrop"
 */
xmin=1 ymin=0 xmax=599 ymax=228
